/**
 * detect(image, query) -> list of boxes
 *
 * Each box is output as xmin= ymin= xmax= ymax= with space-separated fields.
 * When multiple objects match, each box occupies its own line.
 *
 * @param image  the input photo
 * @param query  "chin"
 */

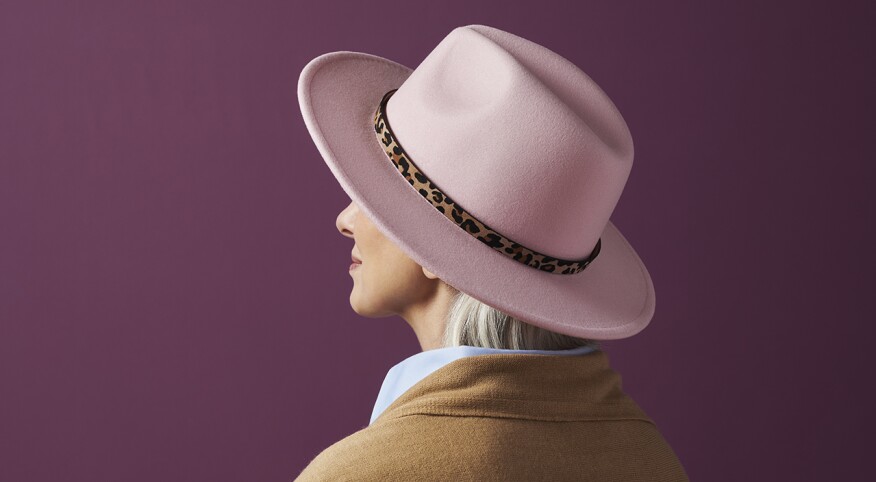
xmin=349 ymin=291 xmax=386 ymax=318
xmin=348 ymin=289 xmax=369 ymax=316
xmin=349 ymin=290 xmax=360 ymax=313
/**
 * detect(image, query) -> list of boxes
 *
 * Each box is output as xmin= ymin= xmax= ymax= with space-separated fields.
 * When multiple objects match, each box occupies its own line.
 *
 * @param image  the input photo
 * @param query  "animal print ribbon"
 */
xmin=373 ymin=88 xmax=601 ymax=275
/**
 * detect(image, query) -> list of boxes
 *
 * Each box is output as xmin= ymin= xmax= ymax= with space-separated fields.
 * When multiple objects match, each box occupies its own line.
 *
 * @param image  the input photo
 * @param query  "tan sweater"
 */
xmin=295 ymin=349 xmax=689 ymax=481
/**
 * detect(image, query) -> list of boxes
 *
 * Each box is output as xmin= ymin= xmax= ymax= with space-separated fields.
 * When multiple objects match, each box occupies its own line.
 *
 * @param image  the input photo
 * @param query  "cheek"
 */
xmin=365 ymin=250 xmax=419 ymax=290
xmin=360 ymin=244 xmax=425 ymax=303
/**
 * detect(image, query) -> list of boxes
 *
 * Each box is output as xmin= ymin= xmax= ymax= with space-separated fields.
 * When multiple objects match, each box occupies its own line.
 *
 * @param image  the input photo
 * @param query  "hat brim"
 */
xmin=297 ymin=51 xmax=655 ymax=340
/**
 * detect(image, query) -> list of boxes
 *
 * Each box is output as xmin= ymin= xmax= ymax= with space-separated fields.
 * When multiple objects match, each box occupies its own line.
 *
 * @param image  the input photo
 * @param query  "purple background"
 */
xmin=1 ymin=1 xmax=873 ymax=480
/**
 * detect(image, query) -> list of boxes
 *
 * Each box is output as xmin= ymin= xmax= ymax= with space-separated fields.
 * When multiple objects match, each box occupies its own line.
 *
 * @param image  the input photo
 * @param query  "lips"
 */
xmin=350 ymin=252 xmax=362 ymax=272
xmin=350 ymin=249 xmax=363 ymax=272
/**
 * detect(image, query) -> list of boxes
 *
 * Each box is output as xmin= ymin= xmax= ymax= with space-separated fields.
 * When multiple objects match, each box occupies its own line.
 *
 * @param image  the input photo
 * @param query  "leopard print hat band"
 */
xmin=373 ymin=89 xmax=602 ymax=275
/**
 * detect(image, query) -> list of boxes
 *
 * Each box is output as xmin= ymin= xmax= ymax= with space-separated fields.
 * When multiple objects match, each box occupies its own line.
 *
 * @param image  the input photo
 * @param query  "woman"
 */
xmin=295 ymin=24 xmax=689 ymax=481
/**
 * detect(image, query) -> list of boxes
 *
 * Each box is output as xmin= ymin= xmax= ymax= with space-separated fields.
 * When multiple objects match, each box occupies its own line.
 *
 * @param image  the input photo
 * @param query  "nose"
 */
xmin=336 ymin=201 xmax=357 ymax=239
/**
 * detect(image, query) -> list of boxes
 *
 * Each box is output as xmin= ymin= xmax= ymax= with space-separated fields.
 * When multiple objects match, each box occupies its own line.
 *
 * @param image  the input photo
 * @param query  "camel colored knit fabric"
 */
xmin=295 ymin=350 xmax=689 ymax=481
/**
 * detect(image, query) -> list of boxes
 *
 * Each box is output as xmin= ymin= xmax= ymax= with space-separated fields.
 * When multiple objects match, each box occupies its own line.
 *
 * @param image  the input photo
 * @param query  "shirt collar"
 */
xmin=370 ymin=344 xmax=596 ymax=425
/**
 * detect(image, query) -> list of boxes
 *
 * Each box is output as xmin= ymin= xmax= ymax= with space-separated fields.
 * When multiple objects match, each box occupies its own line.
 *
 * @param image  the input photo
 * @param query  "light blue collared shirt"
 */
xmin=369 ymin=344 xmax=597 ymax=425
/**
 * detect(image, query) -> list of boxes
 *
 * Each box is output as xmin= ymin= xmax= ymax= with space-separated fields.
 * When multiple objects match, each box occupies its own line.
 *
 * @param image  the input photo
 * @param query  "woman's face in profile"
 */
xmin=336 ymin=201 xmax=432 ymax=317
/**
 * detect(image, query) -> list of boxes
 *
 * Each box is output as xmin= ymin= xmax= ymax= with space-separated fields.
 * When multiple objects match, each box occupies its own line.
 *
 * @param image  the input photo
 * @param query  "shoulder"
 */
xmin=295 ymin=413 xmax=688 ymax=482
xmin=294 ymin=416 xmax=455 ymax=481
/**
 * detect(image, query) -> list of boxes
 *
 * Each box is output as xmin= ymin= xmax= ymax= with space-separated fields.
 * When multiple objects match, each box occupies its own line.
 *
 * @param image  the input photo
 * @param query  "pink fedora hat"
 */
xmin=297 ymin=24 xmax=654 ymax=340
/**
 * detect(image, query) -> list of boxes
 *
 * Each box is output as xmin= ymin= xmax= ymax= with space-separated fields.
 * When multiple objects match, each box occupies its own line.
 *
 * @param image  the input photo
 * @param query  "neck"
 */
xmin=399 ymin=283 xmax=456 ymax=351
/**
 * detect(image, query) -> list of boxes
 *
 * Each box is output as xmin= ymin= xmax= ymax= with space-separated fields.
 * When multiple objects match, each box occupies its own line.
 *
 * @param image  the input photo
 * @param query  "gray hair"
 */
xmin=441 ymin=288 xmax=601 ymax=351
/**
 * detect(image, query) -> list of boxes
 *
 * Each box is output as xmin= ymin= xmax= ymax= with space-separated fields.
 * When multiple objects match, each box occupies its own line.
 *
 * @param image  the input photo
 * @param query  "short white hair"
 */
xmin=441 ymin=288 xmax=600 ymax=351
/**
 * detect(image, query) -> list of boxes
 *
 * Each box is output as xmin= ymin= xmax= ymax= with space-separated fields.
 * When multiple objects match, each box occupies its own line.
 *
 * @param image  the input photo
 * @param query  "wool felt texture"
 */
xmin=294 ymin=350 xmax=689 ymax=481
xmin=297 ymin=24 xmax=656 ymax=340
xmin=373 ymin=88 xmax=603 ymax=274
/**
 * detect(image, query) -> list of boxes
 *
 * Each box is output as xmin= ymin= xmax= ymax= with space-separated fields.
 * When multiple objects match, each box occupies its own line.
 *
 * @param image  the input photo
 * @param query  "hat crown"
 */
xmin=384 ymin=25 xmax=634 ymax=260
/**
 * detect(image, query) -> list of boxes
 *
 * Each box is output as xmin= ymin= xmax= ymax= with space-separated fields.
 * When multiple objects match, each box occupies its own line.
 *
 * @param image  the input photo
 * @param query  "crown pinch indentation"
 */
xmin=373 ymin=89 xmax=601 ymax=275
